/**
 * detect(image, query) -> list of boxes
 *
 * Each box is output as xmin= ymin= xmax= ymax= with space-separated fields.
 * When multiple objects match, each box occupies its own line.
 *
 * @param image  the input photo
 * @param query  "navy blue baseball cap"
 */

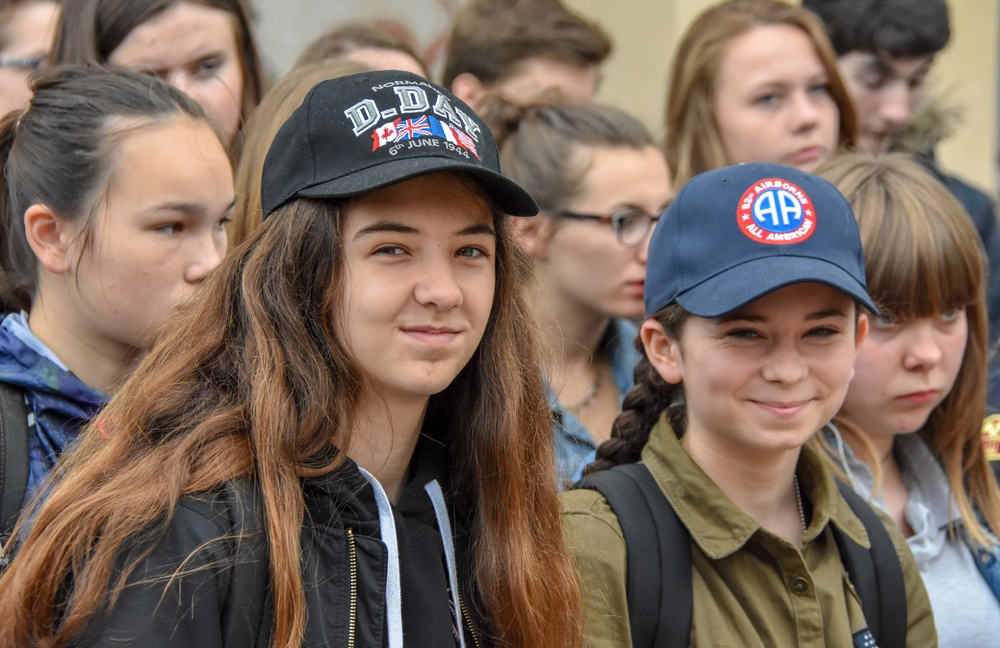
xmin=261 ymin=70 xmax=537 ymax=217
xmin=644 ymin=162 xmax=877 ymax=318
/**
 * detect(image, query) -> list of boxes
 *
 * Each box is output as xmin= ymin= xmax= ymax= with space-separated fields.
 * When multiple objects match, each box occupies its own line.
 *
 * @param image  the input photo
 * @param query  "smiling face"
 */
xmin=713 ymin=24 xmax=840 ymax=172
xmin=108 ymin=1 xmax=244 ymax=143
xmin=840 ymin=309 xmax=967 ymax=445
xmin=66 ymin=117 xmax=233 ymax=355
xmin=837 ymin=52 xmax=933 ymax=153
xmin=644 ymin=283 xmax=862 ymax=461
xmin=337 ymin=173 xmax=497 ymax=407
xmin=540 ymin=145 xmax=671 ymax=320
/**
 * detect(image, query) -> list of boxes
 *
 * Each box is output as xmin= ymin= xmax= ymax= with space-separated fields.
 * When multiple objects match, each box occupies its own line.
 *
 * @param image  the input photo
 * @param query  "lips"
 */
xmin=751 ymin=399 xmax=812 ymax=418
xmin=400 ymin=325 xmax=461 ymax=346
xmin=788 ymin=146 xmax=824 ymax=167
xmin=625 ymin=280 xmax=645 ymax=296
xmin=895 ymin=389 xmax=940 ymax=405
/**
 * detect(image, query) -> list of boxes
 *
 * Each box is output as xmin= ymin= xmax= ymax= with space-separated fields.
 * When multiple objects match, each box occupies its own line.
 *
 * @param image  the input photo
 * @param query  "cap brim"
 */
xmin=293 ymin=155 xmax=538 ymax=216
xmin=673 ymin=255 xmax=878 ymax=318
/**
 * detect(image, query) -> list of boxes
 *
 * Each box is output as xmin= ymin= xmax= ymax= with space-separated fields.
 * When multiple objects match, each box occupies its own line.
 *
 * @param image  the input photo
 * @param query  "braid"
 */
xmin=586 ymin=304 xmax=689 ymax=474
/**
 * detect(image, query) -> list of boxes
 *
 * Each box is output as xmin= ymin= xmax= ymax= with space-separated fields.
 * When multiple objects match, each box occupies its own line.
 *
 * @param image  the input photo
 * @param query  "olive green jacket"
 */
xmin=561 ymin=417 xmax=937 ymax=647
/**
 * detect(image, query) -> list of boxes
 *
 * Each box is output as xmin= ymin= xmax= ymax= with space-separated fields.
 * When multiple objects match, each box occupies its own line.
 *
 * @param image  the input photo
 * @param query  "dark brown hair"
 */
xmin=0 ymin=64 xmax=206 ymax=311
xmin=293 ymin=20 xmax=428 ymax=76
xmin=587 ymin=305 xmax=689 ymax=473
xmin=442 ymin=0 xmax=611 ymax=88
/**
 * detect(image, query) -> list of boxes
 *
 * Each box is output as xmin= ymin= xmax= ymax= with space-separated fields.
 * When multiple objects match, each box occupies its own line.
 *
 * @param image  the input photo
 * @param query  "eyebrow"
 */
xmin=353 ymin=221 xmax=496 ymax=240
xmin=145 ymin=199 xmax=236 ymax=216
xmin=718 ymin=308 xmax=849 ymax=324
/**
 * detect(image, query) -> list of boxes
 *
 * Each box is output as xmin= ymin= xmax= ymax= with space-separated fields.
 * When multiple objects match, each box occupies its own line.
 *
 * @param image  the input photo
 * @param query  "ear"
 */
xmin=24 ymin=204 xmax=75 ymax=275
xmin=450 ymin=72 xmax=488 ymax=109
xmin=855 ymin=310 xmax=869 ymax=348
xmin=511 ymin=214 xmax=554 ymax=261
xmin=640 ymin=318 xmax=684 ymax=384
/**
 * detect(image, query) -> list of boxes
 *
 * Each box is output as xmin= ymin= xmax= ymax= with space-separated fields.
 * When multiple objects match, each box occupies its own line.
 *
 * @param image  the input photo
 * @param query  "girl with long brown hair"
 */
xmin=0 ymin=69 xmax=581 ymax=648
xmin=665 ymin=0 xmax=856 ymax=190
xmin=817 ymin=152 xmax=1000 ymax=646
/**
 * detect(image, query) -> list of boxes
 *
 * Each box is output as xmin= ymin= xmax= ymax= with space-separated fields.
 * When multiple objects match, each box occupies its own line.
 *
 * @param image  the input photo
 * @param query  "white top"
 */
xmin=825 ymin=426 xmax=1000 ymax=647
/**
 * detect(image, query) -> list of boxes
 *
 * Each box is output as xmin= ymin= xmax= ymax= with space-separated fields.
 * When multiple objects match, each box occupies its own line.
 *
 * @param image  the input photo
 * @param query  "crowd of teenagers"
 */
xmin=0 ymin=0 xmax=997 ymax=646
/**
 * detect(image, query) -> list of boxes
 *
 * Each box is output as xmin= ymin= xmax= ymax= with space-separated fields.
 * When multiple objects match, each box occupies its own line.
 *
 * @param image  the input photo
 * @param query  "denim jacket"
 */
xmin=549 ymin=318 xmax=640 ymax=489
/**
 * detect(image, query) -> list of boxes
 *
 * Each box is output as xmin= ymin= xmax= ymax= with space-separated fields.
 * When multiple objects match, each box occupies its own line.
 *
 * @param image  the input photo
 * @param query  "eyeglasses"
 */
xmin=555 ymin=208 xmax=660 ymax=247
xmin=0 ymin=55 xmax=45 ymax=71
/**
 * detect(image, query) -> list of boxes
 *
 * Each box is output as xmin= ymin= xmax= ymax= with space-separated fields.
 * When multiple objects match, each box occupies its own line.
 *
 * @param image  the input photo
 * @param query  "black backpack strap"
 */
xmin=833 ymin=481 xmax=908 ymax=648
xmin=0 ymin=381 xmax=29 ymax=539
xmin=575 ymin=463 xmax=691 ymax=648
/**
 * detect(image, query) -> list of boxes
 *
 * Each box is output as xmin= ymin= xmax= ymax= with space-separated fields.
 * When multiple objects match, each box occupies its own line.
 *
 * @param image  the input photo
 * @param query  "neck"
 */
xmin=27 ymin=293 xmax=137 ymax=393
xmin=532 ymin=271 xmax=612 ymax=367
xmin=348 ymin=390 xmax=428 ymax=504
xmin=681 ymin=432 xmax=804 ymax=543
xmin=840 ymin=419 xmax=896 ymax=468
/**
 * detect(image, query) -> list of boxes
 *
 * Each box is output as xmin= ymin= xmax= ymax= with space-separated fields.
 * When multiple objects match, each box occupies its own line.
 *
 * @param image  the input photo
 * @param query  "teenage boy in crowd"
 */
xmin=442 ymin=0 xmax=611 ymax=109
xmin=804 ymin=0 xmax=1000 ymax=339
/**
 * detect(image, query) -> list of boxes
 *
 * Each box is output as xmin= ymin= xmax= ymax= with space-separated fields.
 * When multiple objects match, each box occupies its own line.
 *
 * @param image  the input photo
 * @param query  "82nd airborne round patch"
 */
xmin=737 ymin=178 xmax=816 ymax=245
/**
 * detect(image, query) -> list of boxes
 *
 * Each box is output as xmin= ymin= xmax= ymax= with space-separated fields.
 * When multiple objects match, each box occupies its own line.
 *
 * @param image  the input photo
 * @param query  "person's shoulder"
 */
xmin=560 ymin=487 xmax=625 ymax=541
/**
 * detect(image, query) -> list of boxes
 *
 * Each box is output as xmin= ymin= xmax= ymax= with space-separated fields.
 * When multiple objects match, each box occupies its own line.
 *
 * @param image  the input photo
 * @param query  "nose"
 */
xmin=184 ymin=232 xmax=225 ymax=283
xmin=413 ymin=254 xmax=463 ymax=310
xmin=879 ymin=83 xmax=913 ymax=129
xmin=760 ymin=341 xmax=809 ymax=384
xmin=790 ymin=91 xmax=820 ymax=132
xmin=636 ymin=223 xmax=654 ymax=264
xmin=902 ymin=321 xmax=943 ymax=370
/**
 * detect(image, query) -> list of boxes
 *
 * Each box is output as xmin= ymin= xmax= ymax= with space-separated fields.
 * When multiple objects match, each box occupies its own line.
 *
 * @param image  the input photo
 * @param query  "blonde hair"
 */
xmin=665 ymin=0 xmax=856 ymax=189
xmin=227 ymin=58 xmax=368 ymax=248
xmin=818 ymin=152 xmax=1000 ymax=547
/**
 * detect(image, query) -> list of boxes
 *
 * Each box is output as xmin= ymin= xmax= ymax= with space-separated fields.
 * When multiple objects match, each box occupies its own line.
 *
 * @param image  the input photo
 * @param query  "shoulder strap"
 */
xmin=833 ymin=481 xmax=908 ymax=648
xmin=575 ymin=463 xmax=691 ymax=648
xmin=0 ymin=381 xmax=29 ymax=539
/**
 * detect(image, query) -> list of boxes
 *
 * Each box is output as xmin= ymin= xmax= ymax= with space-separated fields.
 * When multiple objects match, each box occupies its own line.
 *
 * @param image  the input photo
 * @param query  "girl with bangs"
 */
xmin=818 ymin=152 xmax=1000 ymax=646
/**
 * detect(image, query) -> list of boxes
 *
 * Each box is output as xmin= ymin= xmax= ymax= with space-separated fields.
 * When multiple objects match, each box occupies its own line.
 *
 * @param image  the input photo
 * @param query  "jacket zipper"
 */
xmin=458 ymin=591 xmax=482 ymax=648
xmin=347 ymin=528 xmax=358 ymax=648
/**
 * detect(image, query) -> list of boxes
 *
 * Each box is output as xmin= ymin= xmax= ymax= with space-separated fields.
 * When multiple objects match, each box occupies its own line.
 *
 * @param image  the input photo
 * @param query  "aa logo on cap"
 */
xmin=737 ymin=178 xmax=816 ymax=245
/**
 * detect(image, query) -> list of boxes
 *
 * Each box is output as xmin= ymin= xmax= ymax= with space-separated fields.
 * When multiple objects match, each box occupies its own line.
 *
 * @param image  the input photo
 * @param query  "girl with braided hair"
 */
xmin=562 ymin=162 xmax=936 ymax=647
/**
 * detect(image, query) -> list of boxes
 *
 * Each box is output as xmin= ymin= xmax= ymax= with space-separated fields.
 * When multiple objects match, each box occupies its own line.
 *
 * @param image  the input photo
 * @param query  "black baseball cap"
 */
xmin=260 ymin=70 xmax=537 ymax=217
xmin=645 ymin=162 xmax=877 ymax=318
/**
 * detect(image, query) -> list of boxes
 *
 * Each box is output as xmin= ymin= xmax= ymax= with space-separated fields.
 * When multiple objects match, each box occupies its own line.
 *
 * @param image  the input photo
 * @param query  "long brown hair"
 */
xmin=587 ymin=304 xmax=689 ymax=473
xmin=228 ymin=58 xmax=368 ymax=249
xmin=665 ymin=0 xmax=856 ymax=189
xmin=0 ymin=184 xmax=581 ymax=647
xmin=818 ymin=152 xmax=1000 ymax=547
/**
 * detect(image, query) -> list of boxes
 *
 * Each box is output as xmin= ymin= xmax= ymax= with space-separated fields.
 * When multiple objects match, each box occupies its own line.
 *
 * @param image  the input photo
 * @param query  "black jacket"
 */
xmin=75 ymin=437 xmax=488 ymax=647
